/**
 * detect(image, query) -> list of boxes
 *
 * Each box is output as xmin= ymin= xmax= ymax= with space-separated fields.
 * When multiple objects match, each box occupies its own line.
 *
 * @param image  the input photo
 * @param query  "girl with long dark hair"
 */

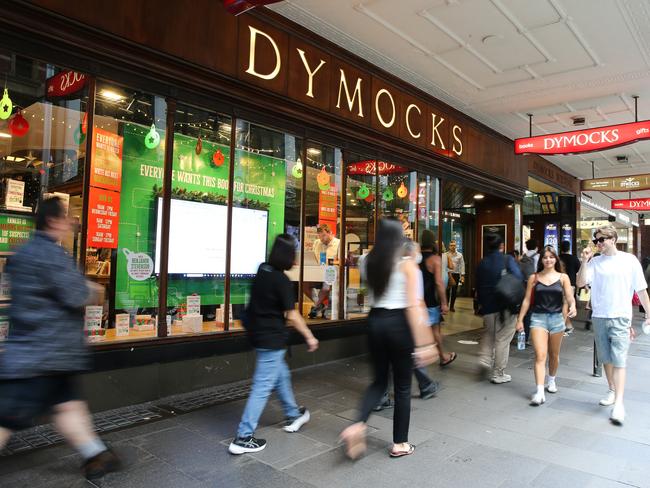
xmin=516 ymin=246 xmax=576 ymax=406
xmin=339 ymin=219 xmax=437 ymax=459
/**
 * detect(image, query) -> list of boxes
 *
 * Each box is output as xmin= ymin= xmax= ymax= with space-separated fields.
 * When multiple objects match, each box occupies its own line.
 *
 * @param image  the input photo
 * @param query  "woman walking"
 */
xmin=229 ymin=234 xmax=319 ymax=455
xmin=340 ymin=219 xmax=437 ymax=459
xmin=516 ymin=246 xmax=577 ymax=406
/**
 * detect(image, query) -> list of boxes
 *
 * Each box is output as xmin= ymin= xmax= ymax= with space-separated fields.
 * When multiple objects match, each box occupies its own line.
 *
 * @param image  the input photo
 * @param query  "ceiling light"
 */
xmin=100 ymin=89 xmax=125 ymax=101
xmin=0 ymin=131 xmax=11 ymax=139
xmin=307 ymin=148 xmax=321 ymax=156
xmin=462 ymin=204 xmax=472 ymax=208
xmin=473 ymin=193 xmax=485 ymax=200
xmin=418 ymin=182 xmax=426 ymax=187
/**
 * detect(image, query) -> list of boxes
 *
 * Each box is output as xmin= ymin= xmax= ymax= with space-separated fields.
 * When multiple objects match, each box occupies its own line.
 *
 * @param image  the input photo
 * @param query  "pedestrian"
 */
xmin=420 ymin=231 xmax=456 ymax=367
xmin=576 ymin=225 xmax=650 ymax=425
xmin=445 ymin=240 xmax=465 ymax=312
xmin=339 ymin=219 xmax=437 ymax=459
xmin=229 ymin=234 xmax=319 ymax=454
xmin=558 ymin=240 xmax=581 ymax=334
xmin=476 ymin=233 xmax=523 ymax=383
xmin=519 ymin=239 xmax=540 ymax=342
xmin=0 ymin=197 xmax=121 ymax=480
xmin=516 ymin=246 xmax=577 ymax=405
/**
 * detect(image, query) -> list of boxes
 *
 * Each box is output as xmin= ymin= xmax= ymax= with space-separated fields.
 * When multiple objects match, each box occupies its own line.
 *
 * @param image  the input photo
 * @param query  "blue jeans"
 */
xmin=236 ymin=348 xmax=300 ymax=438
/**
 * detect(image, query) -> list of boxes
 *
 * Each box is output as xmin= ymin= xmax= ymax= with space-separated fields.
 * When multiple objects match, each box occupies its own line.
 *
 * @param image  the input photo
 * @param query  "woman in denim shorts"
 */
xmin=516 ymin=246 xmax=577 ymax=406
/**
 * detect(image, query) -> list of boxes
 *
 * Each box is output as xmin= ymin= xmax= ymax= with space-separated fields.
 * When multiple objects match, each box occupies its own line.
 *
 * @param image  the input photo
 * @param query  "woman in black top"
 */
xmin=516 ymin=246 xmax=576 ymax=406
xmin=229 ymin=234 xmax=319 ymax=455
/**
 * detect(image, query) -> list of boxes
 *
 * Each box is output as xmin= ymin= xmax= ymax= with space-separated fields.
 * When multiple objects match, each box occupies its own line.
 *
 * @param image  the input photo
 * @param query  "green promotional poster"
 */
xmin=0 ymin=214 xmax=35 ymax=253
xmin=115 ymin=123 xmax=287 ymax=311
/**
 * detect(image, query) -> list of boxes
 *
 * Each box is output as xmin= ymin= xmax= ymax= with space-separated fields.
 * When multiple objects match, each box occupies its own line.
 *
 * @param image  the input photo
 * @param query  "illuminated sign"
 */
xmin=611 ymin=198 xmax=650 ymax=211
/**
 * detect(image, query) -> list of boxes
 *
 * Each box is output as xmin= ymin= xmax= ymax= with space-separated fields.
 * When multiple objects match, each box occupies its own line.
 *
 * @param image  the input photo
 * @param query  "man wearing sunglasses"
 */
xmin=576 ymin=224 xmax=650 ymax=425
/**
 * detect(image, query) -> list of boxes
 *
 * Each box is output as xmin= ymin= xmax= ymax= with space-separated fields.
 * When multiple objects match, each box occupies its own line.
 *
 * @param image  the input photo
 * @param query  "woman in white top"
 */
xmin=339 ymin=219 xmax=437 ymax=459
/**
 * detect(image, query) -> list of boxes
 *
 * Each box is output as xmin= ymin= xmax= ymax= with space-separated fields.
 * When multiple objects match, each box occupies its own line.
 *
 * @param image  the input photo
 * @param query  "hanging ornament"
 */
xmin=73 ymin=125 xmax=86 ymax=145
xmin=0 ymin=88 xmax=12 ymax=120
xmin=365 ymin=193 xmax=375 ymax=203
xmin=382 ymin=187 xmax=394 ymax=202
xmin=212 ymin=149 xmax=225 ymax=167
xmin=195 ymin=134 xmax=203 ymax=155
xmin=317 ymin=166 xmax=330 ymax=190
xmin=81 ymin=112 xmax=88 ymax=135
xmin=8 ymin=112 xmax=29 ymax=137
xmin=357 ymin=183 xmax=370 ymax=200
xmin=144 ymin=124 xmax=161 ymax=149
xmin=291 ymin=159 xmax=303 ymax=179
xmin=397 ymin=181 xmax=408 ymax=198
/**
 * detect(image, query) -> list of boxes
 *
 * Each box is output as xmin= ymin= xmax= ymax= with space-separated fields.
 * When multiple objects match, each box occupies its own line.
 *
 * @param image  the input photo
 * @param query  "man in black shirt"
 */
xmin=559 ymin=240 xmax=580 ymax=334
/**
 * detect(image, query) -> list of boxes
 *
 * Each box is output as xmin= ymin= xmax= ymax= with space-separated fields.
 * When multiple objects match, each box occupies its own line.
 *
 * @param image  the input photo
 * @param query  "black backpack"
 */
xmin=495 ymin=255 xmax=525 ymax=312
xmin=519 ymin=253 xmax=536 ymax=281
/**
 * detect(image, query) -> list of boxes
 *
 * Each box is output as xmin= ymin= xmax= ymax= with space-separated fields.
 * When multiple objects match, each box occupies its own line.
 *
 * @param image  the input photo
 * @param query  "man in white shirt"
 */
xmin=576 ymin=224 xmax=650 ymax=425
xmin=307 ymin=224 xmax=340 ymax=319
xmin=445 ymin=240 xmax=465 ymax=312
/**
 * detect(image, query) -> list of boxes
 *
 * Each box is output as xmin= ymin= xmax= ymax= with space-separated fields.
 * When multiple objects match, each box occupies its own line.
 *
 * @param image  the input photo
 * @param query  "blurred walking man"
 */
xmin=576 ymin=224 xmax=650 ymax=425
xmin=0 ymin=197 xmax=120 ymax=479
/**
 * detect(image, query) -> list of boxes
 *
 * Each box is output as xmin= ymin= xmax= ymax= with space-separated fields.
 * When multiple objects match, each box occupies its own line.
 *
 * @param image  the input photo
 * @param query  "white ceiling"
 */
xmin=269 ymin=0 xmax=650 ymax=182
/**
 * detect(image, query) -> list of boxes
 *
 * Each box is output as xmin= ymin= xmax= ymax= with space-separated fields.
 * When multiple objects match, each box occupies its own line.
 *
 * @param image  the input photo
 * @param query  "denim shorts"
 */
xmin=530 ymin=312 xmax=565 ymax=334
xmin=593 ymin=317 xmax=631 ymax=368
xmin=427 ymin=306 xmax=442 ymax=326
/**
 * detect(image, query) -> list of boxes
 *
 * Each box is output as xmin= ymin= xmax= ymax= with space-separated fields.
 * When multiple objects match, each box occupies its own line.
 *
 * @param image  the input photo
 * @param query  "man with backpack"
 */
xmin=476 ymin=233 xmax=524 ymax=384
xmin=519 ymin=239 xmax=539 ymax=342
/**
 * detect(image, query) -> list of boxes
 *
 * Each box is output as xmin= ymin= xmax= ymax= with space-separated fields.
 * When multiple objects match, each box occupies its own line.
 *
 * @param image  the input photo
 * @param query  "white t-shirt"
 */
xmin=586 ymin=251 xmax=647 ymax=319
xmin=313 ymin=237 xmax=340 ymax=262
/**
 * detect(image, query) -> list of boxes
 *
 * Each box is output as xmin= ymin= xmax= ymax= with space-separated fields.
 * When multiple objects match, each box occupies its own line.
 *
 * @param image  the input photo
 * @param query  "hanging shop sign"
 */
xmin=87 ymin=187 xmax=121 ymax=249
xmin=90 ymin=128 xmax=124 ymax=192
xmin=346 ymin=161 xmax=409 ymax=176
xmin=46 ymin=70 xmax=87 ymax=98
xmin=582 ymin=174 xmax=650 ymax=192
xmin=611 ymin=198 xmax=650 ymax=211
xmin=515 ymin=120 xmax=650 ymax=155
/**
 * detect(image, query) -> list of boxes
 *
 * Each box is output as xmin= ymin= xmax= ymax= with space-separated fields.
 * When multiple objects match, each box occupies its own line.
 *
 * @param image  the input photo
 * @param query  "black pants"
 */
xmin=358 ymin=308 xmax=414 ymax=443
xmin=449 ymin=273 xmax=461 ymax=309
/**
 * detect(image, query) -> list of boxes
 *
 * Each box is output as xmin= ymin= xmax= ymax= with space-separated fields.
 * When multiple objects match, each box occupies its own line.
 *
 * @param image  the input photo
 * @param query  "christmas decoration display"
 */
xmin=291 ymin=159 xmax=303 ymax=179
xmin=317 ymin=166 xmax=330 ymax=190
xmin=0 ymin=88 xmax=13 ymax=120
xmin=357 ymin=183 xmax=370 ymax=200
xmin=195 ymin=134 xmax=203 ymax=155
xmin=382 ymin=187 xmax=394 ymax=202
xmin=397 ymin=181 xmax=408 ymax=198
xmin=8 ymin=112 xmax=29 ymax=137
xmin=212 ymin=149 xmax=225 ymax=167
xmin=144 ymin=124 xmax=161 ymax=149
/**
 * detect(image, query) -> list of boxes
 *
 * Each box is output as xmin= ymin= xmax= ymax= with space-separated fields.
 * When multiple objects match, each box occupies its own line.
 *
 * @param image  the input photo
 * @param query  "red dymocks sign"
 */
xmin=46 ymin=71 xmax=87 ymax=98
xmin=611 ymin=198 xmax=650 ymax=211
xmin=515 ymin=120 xmax=650 ymax=155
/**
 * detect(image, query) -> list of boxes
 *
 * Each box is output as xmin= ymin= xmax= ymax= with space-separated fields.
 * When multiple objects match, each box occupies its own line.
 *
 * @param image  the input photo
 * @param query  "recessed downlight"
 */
xmin=473 ymin=193 xmax=485 ymax=200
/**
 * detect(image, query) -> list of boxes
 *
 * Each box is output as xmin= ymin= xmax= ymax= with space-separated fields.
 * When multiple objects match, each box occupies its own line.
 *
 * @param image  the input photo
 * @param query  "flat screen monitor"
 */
xmin=155 ymin=198 xmax=268 ymax=277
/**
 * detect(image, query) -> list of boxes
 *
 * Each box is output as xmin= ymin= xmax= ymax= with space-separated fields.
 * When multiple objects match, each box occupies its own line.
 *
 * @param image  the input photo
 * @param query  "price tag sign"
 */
xmin=187 ymin=295 xmax=201 ymax=315
xmin=84 ymin=305 xmax=103 ymax=329
xmin=324 ymin=265 xmax=337 ymax=285
xmin=115 ymin=314 xmax=130 ymax=337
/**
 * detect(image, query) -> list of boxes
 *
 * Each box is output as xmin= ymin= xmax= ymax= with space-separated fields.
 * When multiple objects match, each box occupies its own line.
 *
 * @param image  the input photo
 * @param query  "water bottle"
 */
xmin=517 ymin=331 xmax=526 ymax=350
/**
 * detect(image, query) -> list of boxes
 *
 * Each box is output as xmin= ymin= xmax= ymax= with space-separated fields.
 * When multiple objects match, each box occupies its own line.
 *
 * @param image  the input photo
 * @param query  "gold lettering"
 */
xmin=245 ymin=26 xmax=281 ymax=80
xmin=405 ymin=103 xmax=422 ymax=139
xmin=374 ymin=89 xmax=395 ymax=128
xmin=336 ymin=69 xmax=364 ymax=117
xmin=452 ymin=125 xmax=463 ymax=156
xmin=430 ymin=113 xmax=446 ymax=149
xmin=297 ymin=49 xmax=326 ymax=99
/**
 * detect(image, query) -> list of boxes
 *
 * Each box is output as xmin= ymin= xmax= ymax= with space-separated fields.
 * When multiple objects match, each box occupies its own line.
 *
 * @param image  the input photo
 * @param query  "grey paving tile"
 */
xmin=91 ymin=456 xmax=207 ymax=488
xmin=527 ymin=465 xmax=602 ymax=487
xmin=216 ymin=458 xmax=317 ymax=487
xmin=0 ymin=454 xmax=91 ymax=488
xmin=296 ymin=410 xmax=362 ymax=447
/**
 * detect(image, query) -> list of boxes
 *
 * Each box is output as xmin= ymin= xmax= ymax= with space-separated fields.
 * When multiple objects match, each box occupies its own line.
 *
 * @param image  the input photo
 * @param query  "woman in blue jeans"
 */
xmin=229 ymin=234 xmax=319 ymax=455
xmin=516 ymin=246 xmax=576 ymax=406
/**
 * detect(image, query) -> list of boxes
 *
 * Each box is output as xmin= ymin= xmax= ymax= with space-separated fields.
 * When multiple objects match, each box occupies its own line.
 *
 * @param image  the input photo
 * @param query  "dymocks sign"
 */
xmin=611 ymin=198 xmax=650 ymax=211
xmin=582 ymin=174 xmax=650 ymax=192
xmin=515 ymin=120 xmax=650 ymax=155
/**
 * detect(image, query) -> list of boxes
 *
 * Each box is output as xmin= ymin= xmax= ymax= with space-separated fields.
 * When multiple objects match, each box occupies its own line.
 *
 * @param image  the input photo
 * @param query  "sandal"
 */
xmin=389 ymin=443 xmax=415 ymax=458
xmin=440 ymin=352 xmax=457 ymax=367
xmin=340 ymin=423 xmax=367 ymax=460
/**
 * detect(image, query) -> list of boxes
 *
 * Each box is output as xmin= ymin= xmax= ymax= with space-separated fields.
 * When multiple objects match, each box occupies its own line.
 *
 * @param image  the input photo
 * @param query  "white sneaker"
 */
xmin=599 ymin=390 xmax=615 ymax=406
xmin=283 ymin=407 xmax=310 ymax=433
xmin=610 ymin=404 xmax=625 ymax=426
xmin=546 ymin=381 xmax=558 ymax=394
xmin=490 ymin=374 xmax=512 ymax=384
xmin=530 ymin=391 xmax=546 ymax=406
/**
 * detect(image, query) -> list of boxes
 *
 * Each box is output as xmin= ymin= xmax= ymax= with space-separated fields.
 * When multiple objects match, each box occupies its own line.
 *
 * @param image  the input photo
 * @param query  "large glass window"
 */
xmin=417 ymin=175 xmax=440 ymax=242
xmin=0 ymin=53 xmax=89 ymax=341
xmin=378 ymin=165 xmax=417 ymax=239
xmin=229 ymin=120 xmax=302 ymax=328
xmin=92 ymin=82 xmax=168 ymax=343
xmin=302 ymin=143 xmax=342 ymax=322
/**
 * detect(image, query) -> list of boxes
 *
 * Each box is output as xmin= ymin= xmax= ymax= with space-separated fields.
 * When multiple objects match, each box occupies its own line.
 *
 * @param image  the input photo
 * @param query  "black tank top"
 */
xmin=532 ymin=279 xmax=563 ymax=313
xmin=420 ymin=251 xmax=440 ymax=308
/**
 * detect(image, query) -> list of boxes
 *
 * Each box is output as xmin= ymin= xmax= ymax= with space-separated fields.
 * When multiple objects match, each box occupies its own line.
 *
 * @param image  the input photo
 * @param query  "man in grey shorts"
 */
xmin=577 ymin=224 xmax=650 ymax=425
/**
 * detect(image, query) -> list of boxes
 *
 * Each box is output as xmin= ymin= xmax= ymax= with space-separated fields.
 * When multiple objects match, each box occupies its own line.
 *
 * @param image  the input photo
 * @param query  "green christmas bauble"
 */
xmin=0 ymin=88 xmax=13 ymax=121
xmin=382 ymin=187 xmax=394 ymax=202
xmin=291 ymin=161 xmax=303 ymax=179
xmin=357 ymin=183 xmax=370 ymax=200
xmin=144 ymin=124 xmax=161 ymax=149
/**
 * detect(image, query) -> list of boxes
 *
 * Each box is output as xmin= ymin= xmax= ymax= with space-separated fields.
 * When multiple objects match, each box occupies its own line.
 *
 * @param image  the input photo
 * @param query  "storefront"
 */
xmin=0 ymin=0 xmax=545 ymax=407
xmin=578 ymin=195 xmax=638 ymax=254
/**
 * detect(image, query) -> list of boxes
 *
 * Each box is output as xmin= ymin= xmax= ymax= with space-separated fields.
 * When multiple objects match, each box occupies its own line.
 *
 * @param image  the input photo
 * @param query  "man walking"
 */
xmin=476 ymin=233 xmax=523 ymax=384
xmin=559 ymin=240 xmax=581 ymax=334
xmin=0 ymin=197 xmax=120 ymax=479
xmin=446 ymin=240 xmax=465 ymax=312
xmin=576 ymin=224 xmax=650 ymax=425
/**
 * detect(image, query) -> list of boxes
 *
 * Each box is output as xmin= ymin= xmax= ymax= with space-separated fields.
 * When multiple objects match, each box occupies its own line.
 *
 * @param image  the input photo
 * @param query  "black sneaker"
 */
xmin=228 ymin=436 xmax=267 ymax=455
xmin=372 ymin=398 xmax=394 ymax=412
xmin=82 ymin=449 xmax=122 ymax=480
xmin=420 ymin=381 xmax=439 ymax=400
xmin=283 ymin=406 xmax=310 ymax=433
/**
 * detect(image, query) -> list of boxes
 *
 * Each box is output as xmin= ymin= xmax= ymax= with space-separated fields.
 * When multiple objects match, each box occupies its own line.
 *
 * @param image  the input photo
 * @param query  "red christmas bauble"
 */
xmin=212 ymin=150 xmax=225 ymax=167
xmin=9 ymin=112 xmax=29 ymax=137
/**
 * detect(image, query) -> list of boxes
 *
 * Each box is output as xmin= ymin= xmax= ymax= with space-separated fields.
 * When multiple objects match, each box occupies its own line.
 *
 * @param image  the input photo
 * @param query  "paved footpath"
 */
xmin=2 ymin=318 xmax=650 ymax=487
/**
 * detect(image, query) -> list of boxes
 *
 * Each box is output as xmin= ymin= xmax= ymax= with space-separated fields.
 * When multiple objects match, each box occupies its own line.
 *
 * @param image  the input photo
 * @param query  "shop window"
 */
xmin=416 ymin=174 xmax=440 ymax=243
xmin=229 ymin=120 xmax=302 ymax=328
xmin=343 ymin=154 xmax=376 ymax=319
xmin=378 ymin=165 xmax=417 ymax=239
xmin=163 ymin=106 xmax=232 ymax=336
xmin=90 ymin=81 xmax=168 ymax=343
xmin=0 ymin=53 xmax=89 ymax=342
xmin=302 ymin=143 xmax=342 ymax=322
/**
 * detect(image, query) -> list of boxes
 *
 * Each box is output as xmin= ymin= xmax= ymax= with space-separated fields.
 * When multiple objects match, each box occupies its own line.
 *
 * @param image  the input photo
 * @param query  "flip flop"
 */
xmin=440 ymin=352 xmax=457 ymax=367
xmin=389 ymin=443 xmax=415 ymax=458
